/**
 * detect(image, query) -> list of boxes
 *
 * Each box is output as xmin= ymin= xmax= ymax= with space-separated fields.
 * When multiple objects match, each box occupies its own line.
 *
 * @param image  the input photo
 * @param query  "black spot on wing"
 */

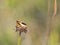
xmin=22 ymin=22 xmax=27 ymax=25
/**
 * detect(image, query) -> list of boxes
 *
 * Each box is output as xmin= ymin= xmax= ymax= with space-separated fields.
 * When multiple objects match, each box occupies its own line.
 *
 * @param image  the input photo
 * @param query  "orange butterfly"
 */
xmin=16 ymin=20 xmax=27 ymax=35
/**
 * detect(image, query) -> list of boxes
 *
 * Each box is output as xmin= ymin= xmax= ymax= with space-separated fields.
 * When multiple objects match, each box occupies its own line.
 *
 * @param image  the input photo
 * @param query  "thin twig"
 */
xmin=42 ymin=0 xmax=51 ymax=45
xmin=52 ymin=0 xmax=57 ymax=24
xmin=44 ymin=0 xmax=57 ymax=45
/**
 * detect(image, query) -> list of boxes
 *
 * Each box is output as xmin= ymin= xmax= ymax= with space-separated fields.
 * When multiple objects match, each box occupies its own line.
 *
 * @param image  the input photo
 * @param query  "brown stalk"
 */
xmin=43 ymin=0 xmax=57 ymax=45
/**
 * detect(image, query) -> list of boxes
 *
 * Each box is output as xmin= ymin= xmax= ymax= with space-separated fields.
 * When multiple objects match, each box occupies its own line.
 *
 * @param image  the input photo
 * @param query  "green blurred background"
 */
xmin=0 ymin=0 xmax=60 ymax=45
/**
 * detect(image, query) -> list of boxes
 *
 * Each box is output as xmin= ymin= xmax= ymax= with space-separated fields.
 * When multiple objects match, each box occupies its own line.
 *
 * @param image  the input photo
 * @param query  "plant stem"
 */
xmin=17 ymin=35 xmax=21 ymax=45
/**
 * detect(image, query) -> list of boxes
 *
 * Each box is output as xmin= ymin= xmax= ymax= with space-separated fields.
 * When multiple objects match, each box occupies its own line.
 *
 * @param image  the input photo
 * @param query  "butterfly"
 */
xmin=16 ymin=20 xmax=27 ymax=35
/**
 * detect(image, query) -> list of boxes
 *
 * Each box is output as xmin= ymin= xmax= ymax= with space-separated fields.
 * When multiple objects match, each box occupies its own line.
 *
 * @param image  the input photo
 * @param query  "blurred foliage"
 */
xmin=0 ymin=0 xmax=60 ymax=45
